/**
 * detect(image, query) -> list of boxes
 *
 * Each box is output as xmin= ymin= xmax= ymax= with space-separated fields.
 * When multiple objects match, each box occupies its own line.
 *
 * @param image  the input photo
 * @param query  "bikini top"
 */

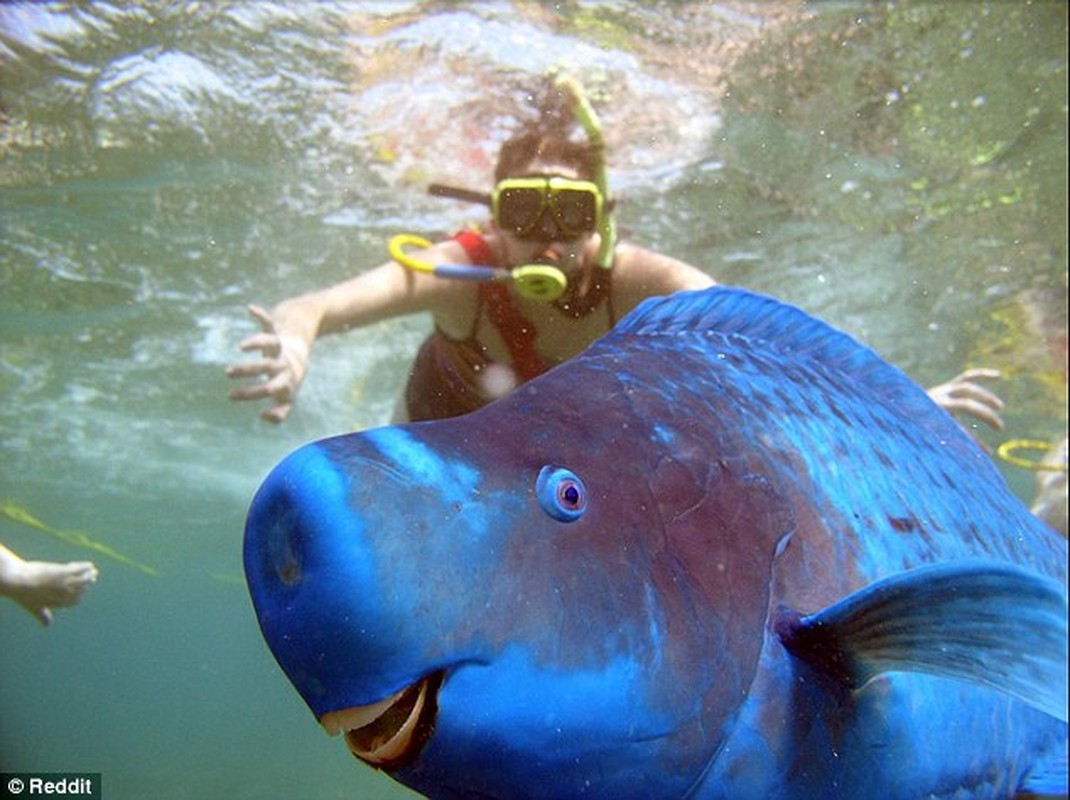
xmin=451 ymin=229 xmax=616 ymax=383
xmin=453 ymin=229 xmax=545 ymax=383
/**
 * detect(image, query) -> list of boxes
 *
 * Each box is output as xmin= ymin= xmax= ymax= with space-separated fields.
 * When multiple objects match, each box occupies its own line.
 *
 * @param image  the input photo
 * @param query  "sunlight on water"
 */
xmin=1 ymin=3 xmax=1065 ymax=798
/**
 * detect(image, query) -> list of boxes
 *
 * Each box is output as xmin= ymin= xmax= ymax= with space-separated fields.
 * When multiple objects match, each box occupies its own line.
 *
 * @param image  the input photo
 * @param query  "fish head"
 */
xmin=244 ymin=361 xmax=795 ymax=797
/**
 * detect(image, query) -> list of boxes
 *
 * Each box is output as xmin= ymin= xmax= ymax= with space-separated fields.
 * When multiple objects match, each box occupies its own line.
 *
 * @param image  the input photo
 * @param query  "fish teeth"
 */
xmin=346 ymin=681 xmax=429 ymax=766
xmin=318 ymin=679 xmax=434 ymax=767
xmin=320 ymin=688 xmax=406 ymax=737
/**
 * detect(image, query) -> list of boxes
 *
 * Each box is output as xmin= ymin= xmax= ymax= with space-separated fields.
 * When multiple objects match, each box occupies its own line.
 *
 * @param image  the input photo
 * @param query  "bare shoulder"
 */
xmin=610 ymin=241 xmax=715 ymax=313
xmin=613 ymin=241 xmax=715 ymax=289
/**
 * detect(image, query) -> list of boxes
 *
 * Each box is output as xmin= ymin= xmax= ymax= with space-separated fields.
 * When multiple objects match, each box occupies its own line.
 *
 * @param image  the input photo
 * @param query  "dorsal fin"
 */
xmin=614 ymin=287 xmax=945 ymax=432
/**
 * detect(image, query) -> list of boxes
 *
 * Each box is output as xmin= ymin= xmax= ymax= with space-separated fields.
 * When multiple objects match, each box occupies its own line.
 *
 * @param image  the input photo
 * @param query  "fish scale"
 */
xmin=611 ymin=316 xmax=1060 ymax=584
xmin=245 ymin=287 xmax=1066 ymax=799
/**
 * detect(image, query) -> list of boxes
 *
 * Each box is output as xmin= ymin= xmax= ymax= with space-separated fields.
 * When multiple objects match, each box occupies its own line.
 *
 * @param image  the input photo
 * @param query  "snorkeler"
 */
xmin=0 ymin=542 xmax=98 ymax=626
xmin=227 ymin=77 xmax=1008 ymax=431
xmin=227 ymin=78 xmax=712 ymax=423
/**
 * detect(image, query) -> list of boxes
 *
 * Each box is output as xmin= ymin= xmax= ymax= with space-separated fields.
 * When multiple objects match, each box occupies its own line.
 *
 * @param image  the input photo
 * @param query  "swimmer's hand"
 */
xmin=0 ymin=546 xmax=98 ymax=626
xmin=226 ymin=304 xmax=311 ymax=424
xmin=927 ymin=368 xmax=1005 ymax=430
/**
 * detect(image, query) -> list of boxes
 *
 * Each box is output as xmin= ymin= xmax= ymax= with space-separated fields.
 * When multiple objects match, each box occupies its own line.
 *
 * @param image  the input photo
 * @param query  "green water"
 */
xmin=1 ymin=3 xmax=1065 ymax=798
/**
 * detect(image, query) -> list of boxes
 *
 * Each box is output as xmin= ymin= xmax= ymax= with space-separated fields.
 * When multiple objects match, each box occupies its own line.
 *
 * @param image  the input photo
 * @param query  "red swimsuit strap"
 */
xmin=452 ymin=229 xmax=497 ymax=267
xmin=452 ymin=230 xmax=546 ymax=383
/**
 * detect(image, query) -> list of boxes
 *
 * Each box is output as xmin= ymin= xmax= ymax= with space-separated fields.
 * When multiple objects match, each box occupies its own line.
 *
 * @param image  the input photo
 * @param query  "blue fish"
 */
xmin=244 ymin=287 xmax=1068 ymax=799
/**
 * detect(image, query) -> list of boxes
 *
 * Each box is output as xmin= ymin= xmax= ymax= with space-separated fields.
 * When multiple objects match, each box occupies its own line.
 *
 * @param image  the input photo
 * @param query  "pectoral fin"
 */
xmin=775 ymin=561 xmax=1068 ymax=721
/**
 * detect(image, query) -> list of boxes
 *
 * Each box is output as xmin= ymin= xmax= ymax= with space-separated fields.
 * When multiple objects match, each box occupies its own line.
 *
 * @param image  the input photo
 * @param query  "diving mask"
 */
xmin=393 ymin=176 xmax=602 ymax=303
xmin=492 ymin=176 xmax=603 ymax=242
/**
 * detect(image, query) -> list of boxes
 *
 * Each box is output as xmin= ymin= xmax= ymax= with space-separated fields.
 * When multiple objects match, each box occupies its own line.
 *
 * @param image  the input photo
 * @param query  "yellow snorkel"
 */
xmin=388 ymin=234 xmax=568 ymax=302
xmin=995 ymin=439 xmax=1069 ymax=473
xmin=555 ymin=74 xmax=616 ymax=269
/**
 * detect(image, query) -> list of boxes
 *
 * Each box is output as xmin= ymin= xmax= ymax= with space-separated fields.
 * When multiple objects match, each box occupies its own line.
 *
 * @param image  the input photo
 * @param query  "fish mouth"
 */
xmin=320 ymin=672 xmax=443 ymax=770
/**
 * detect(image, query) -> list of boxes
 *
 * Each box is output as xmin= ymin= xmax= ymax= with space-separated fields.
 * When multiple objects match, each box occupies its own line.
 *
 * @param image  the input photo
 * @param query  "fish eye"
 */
xmin=535 ymin=465 xmax=588 ymax=522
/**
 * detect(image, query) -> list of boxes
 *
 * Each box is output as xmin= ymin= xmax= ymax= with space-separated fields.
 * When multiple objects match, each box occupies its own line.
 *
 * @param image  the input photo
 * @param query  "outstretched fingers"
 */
xmin=229 ymin=370 xmax=292 ymax=403
xmin=238 ymin=332 xmax=283 ymax=357
xmin=260 ymin=402 xmax=293 ymax=424
xmin=226 ymin=358 xmax=280 ymax=382
xmin=246 ymin=303 xmax=276 ymax=332
xmin=928 ymin=369 xmax=1005 ymax=430
xmin=942 ymin=397 xmax=1005 ymax=431
xmin=226 ymin=304 xmax=310 ymax=423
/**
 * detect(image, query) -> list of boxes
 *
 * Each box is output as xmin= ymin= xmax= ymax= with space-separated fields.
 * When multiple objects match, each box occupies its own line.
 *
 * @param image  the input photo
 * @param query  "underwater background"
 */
xmin=1 ymin=3 xmax=1065 ymax=798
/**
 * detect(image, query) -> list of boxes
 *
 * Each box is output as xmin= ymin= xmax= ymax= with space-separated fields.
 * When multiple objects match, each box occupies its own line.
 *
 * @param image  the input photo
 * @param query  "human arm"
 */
xmin=0 ymin=543 xmax=98 ymax=626
xmin=227 ymin=239 xmax=471 ymax=423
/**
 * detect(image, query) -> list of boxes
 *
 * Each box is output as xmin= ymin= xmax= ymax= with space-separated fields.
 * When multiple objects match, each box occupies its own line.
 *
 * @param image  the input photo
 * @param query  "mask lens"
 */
xmin=551 ymin=188 xmax=598 ymax=237
xmin=496 ymin=186 xmax=546 ymax=236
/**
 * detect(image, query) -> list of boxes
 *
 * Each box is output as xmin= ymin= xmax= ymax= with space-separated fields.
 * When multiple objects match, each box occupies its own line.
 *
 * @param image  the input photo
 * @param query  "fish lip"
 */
xmin=320 ymin=672 xmax=443 ymax=770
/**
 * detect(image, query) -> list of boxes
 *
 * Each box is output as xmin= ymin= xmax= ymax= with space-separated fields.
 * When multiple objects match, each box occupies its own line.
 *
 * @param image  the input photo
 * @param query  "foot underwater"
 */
xmin=244 ymin=287 xmax=1068 ymax=799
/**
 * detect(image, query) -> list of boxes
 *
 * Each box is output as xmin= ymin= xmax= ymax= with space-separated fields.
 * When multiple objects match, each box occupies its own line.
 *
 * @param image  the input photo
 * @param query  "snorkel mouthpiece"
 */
xmin=510 ymin=264 xmax=568 ymax=301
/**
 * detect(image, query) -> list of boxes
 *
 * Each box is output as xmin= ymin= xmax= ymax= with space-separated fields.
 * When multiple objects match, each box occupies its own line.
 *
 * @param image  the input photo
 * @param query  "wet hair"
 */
xmin=494 ymin=81 xmax=599 ymax=182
